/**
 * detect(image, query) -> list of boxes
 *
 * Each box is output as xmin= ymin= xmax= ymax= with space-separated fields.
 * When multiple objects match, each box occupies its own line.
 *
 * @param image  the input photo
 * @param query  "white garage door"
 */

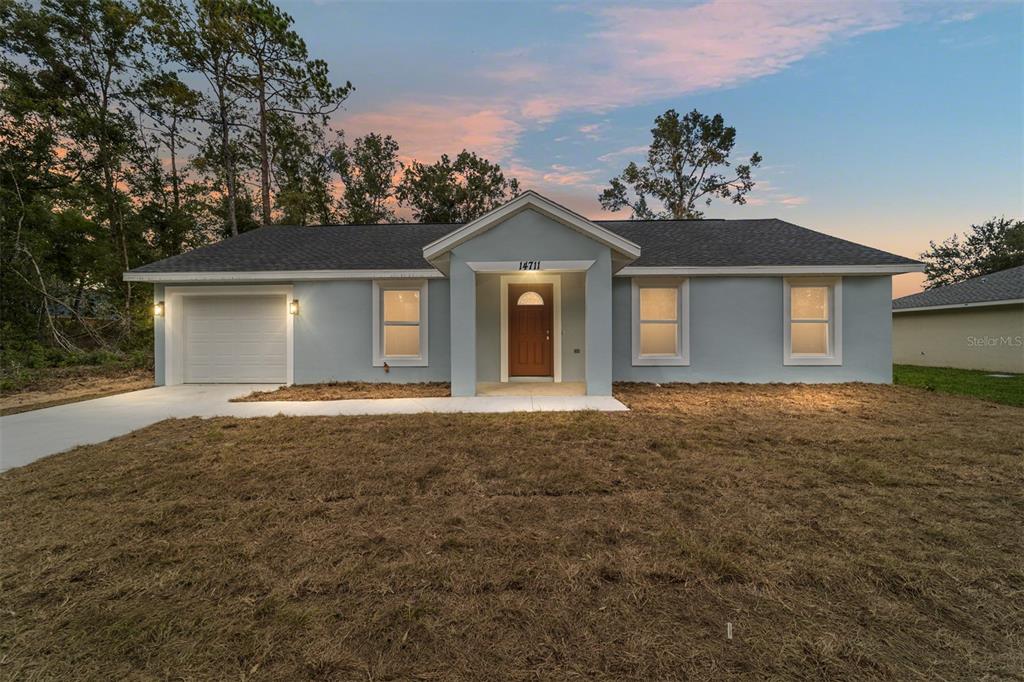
xmin=183 ymin=295 xmax=287 ymax=383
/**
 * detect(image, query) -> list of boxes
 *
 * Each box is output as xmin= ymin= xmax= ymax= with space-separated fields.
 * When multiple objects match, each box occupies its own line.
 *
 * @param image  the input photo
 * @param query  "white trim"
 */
xmin=466 ymin=260 xmax=595 ymax=273
xmin=163 ymin=285 xmax=294 ymax=386
xmin=630 ymin=278 xmax=690 ymax=366
xmin=125 ymin=269 xmax=443 ymax=283
xmin=423 ymin=191 xmax=641 ymax=264
xmin=499 ymin=274 xmax=562 ymax=383
xmin=783 ymin=277 xmax=843 ymax=366
xmin=893 ymin=298 xmax=1024 ymax=313
xmin=372 ymin=280 xmax=429 ymax=367
xmin=618 ymin=264 xmax=924 ymax=276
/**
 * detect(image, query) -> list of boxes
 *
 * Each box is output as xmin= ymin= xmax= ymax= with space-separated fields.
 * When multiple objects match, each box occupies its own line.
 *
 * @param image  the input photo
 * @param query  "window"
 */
xmin=373 ymin=280 xmax=428 ymax=366
xmin=631 ymin=278 xmax=689 ymax=366
xmin=516 ymin=291 xmax=544 ymax=306
xmin=784 ymin=278 xmax=842 ymax=365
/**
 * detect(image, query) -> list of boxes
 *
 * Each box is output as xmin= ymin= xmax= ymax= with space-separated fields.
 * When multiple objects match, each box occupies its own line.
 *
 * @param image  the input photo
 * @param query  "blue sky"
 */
xmin=282 ymin=0 xmax=1023 ymax=296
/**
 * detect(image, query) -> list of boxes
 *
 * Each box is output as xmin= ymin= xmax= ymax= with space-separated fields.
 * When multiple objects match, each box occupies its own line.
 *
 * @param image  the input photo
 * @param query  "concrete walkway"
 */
xmin=0 ymin=385 xmax=628 ymax=472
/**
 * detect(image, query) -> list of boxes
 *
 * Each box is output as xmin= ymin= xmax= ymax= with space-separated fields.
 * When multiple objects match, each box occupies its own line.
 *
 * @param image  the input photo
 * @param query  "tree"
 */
xmin=397 ymin=150 xmax=519 ymax=223
xmin=921 ymin=217 xmax=1024 ymax=288
xmin=271 ymin=115 xmax=334 ymax=225
xmin=234 ymin=0 xmax=351 ymax=225
xmin=2 ymin=0 xmax=155 ymax=342
xmin=331 ymin=132 xmax=401 ymax=223
xmin=144 ymin=0 xmax=248 ymax=237
xmin=599 ymin=109 xmax=762 ymax=219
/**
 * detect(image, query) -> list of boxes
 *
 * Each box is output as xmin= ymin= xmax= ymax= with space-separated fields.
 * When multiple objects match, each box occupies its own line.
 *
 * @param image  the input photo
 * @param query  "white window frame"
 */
xmin=783 ymin=277 xmax=843 ymax=366
xmin=373 ymin=279 xmax=428 ymax=367
xmin=631 ymin=278 xmax=690 ymax=366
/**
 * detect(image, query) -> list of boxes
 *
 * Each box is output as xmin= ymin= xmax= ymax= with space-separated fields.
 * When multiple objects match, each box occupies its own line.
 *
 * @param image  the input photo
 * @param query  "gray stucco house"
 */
xmin=124 ymin=191 xmax=923 ymax=396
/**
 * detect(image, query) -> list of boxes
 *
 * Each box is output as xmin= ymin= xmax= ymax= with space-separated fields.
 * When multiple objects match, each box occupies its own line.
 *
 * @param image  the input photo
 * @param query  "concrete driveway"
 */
xmin=0 ymin=385 xmax=627 ymax=472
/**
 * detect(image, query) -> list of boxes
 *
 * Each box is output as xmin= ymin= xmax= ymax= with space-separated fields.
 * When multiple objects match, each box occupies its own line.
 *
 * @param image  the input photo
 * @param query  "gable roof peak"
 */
xmin=421 ymin=190 xmax=642 ymax=271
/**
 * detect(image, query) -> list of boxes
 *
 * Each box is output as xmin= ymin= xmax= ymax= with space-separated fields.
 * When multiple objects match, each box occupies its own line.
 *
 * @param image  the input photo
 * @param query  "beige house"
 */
xmin=892 ymin=265 xmax=1024 ymax=373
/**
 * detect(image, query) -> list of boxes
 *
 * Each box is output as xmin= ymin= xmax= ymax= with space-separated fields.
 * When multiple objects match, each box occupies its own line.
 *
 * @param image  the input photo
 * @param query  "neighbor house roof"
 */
xmin=125 ymin=214 xmax=921 ymax=280
xmin=892 ymin=264 xmax=1024 ymax=312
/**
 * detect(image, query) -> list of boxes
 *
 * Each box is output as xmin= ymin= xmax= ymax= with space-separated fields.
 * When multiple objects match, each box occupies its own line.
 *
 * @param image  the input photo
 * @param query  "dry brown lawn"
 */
xmin=1 ymin=383 xmax=1021 ymax=680
xmin=0 ymin=366 xmax=153 ymax=416
xmin=234 ymin=381 xmax=450 ymax=401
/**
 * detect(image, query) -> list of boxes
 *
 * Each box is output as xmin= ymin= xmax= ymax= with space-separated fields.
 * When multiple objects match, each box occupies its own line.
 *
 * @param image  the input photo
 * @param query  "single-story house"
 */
xmin=124 ymin=191 xmax=924 ymax=396
xmin=892 ymin=264 xmax=1024 ymax=373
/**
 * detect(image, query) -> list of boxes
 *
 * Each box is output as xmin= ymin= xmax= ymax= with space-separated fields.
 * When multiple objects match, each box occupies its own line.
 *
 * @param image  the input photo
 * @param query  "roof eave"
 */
xmin=123 ymin=268 xmax=445 ymax=283
xmin=617 ymin=264 xmax=925 ymax=276
xmin=893 ymin=298 xmax=1024 ymax=313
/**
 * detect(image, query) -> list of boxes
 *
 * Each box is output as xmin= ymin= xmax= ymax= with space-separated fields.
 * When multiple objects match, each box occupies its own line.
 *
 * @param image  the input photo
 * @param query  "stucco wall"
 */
xmin=292 ymin=279 xmax=451 ymax=383
xmin=474 ymin=272 xmax=587 ymax=382
xmin=893 ymin=304 xmax=1024 ymax=373
xmin=153 ymin=284 xmax=165 ymax=385
xmin=612 ymin=275 xmax=894 ymax=383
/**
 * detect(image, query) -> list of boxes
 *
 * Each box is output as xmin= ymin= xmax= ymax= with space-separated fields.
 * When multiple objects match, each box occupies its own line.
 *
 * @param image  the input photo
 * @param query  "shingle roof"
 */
xmin=892 ymin=265 xmax=1024 ymax=310
xmin=599 ymin=219 xmax=919 ymax=267
xmin=127 ymin=218 xmax=920 ymax=274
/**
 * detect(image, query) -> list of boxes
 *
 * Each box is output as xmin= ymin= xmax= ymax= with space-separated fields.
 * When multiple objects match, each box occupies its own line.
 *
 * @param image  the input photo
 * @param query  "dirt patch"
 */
xmin=1 ymin=384 xmax=1021 ymax=679
xmin=233 ymin=381 xmax=451 ymax=401
xmin=0 ymin=366 xmax=153 ymax=415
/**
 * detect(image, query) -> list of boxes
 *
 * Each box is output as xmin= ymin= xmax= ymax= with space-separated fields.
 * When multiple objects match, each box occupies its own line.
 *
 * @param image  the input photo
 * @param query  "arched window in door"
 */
xmin=516 ymin=291 xmax=544 ymax=306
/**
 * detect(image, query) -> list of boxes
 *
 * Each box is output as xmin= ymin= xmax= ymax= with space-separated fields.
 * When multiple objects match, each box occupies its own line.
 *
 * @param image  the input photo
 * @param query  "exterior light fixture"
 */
xmin=289 ymin=299 xmax=299 ymax=315
xmin=154 ymin=300 xmax=165 ymax=317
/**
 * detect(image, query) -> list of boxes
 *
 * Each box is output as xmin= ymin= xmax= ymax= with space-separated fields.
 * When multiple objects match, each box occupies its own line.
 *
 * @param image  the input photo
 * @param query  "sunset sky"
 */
xmin=282 ymin=0 xmax=1023 ymax=297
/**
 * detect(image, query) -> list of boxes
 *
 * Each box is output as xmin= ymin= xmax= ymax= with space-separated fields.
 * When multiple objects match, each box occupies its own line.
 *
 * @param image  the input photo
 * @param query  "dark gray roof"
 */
xmin=130 ymin=223 xmax=457 ymax=273
xmin=128 ymin=218 xmax=920 ymax=274
xmin=893 ymin=265 xmax=1024 ymax=310
xmin=599 ymin=219 xmax=919 ymax=267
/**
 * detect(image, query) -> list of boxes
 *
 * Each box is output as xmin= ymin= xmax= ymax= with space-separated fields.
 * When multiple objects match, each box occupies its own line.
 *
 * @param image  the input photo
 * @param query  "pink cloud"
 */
xmin=488 ymin=1 xmax=907 ymax=121
xmin=338 ymin=2 xmax=925 ymax=206
xmin=341 ymin=101 xmax=523 ymax=163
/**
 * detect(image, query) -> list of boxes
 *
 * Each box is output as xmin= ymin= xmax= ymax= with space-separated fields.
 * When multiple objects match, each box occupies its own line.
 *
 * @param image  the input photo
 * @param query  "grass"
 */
xmin=234 ymin=381 xmax=451 ymax=401
xmin=1 ymin=383 xmax=1022 ymax=679
xmin=0 ymin=364 xmax=154 ymax=416
xmin=894 ymin=364 xmax=1024 ymax=407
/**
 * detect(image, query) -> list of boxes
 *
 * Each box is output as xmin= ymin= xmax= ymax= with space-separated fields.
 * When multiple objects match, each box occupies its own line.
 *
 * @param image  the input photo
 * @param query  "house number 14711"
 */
xmin=518 ymin=260 xmax=541 ymax=271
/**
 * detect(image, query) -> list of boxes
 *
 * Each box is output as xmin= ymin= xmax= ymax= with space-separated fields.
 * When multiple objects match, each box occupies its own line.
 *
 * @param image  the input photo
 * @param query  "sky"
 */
xmin=281 ymin=0 xmax=1024 ymax=297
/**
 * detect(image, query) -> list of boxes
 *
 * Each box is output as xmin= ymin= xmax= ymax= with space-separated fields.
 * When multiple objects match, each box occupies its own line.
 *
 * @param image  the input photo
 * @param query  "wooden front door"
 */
xmin=509 ymin=283 xmax=554 ymax=377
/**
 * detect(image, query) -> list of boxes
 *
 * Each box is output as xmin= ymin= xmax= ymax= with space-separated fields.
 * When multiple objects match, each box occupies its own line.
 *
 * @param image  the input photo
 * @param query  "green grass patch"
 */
xmin=894 ymin=364 xmax=1024 ymax=407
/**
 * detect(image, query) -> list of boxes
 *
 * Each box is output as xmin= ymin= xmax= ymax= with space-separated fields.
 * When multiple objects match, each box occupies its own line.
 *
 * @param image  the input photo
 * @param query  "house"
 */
xmin=124 ymin=191 xmax=923 ymax=396
xmin=892 ymin=265 xmax=1024 ymax=373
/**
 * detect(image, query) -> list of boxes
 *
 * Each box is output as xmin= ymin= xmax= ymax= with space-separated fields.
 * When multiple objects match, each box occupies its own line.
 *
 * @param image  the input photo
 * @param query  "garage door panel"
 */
xmin=183 ymin=295 xmax=287 ymax=383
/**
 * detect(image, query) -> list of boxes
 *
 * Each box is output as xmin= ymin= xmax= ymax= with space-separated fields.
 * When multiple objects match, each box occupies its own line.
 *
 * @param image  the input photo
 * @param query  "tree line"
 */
xmin=0 ymin=0 xmax=519 ymax=363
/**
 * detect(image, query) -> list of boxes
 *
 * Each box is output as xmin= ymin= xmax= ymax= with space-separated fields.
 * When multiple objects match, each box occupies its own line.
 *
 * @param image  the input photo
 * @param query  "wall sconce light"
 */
xmin=289 ymin=299 xmax=299 ymax=315
xmin=153 ymin=300 xmax=165 ymax=317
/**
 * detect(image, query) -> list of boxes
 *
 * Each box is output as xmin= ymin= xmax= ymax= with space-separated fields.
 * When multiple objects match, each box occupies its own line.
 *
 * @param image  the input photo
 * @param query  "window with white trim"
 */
xmin=631 ymin=278 xmax=689 ymax=365
xmin=783 ymin=277 xmax=842 ymax=365
xmin=373 ymin=280 xmax=428 ymax=366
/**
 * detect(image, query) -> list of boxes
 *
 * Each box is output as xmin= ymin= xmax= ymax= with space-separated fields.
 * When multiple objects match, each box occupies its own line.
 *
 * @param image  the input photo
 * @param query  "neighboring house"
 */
xmin=892 ymin=265 xmax=1024 ymax=373
xmin=124 ymin=191 xmax=923 ymax=395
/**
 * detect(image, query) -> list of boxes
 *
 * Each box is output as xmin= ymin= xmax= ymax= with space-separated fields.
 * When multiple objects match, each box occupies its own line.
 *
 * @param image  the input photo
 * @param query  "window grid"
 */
xmin=639 ymin=287 xmax=678 ymax=357
xmin=631 ymin=279 xmax=689 ymax=366
xmin=382 ymin=290 xmax=420 ymax=358
xmin=790 ymin=286 xmax=830 ymax=356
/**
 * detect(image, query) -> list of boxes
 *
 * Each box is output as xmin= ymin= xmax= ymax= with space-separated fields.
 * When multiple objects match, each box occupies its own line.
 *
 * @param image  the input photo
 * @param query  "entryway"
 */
xmin=508 ymin=282 xmax=554 ymax=378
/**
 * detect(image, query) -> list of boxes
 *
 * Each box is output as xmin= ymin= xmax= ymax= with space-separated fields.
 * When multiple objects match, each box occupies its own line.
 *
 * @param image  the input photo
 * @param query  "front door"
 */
xmin=509 ymin=283 xmax=553 ymax=377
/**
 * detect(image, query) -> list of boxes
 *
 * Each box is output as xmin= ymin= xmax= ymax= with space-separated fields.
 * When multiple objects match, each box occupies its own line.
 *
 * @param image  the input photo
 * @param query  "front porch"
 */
xmin=422 ymin=192 xmax=641 ymax=397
